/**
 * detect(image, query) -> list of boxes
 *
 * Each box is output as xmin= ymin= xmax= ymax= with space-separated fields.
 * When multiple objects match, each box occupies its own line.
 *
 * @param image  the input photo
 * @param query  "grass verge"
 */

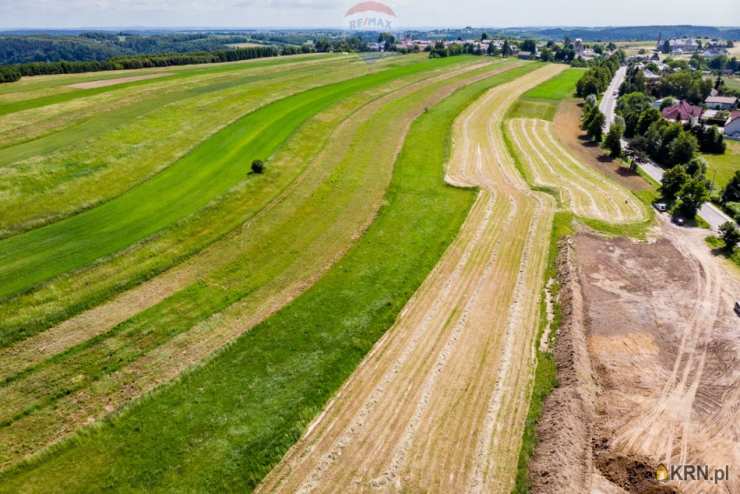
xmin=705 ymin=235 xmax=740 ymax=267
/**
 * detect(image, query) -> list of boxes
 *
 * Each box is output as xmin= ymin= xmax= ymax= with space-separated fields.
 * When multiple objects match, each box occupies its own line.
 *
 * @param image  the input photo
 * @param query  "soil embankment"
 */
xmin=531 ymin=224 xmax=739 ymax=494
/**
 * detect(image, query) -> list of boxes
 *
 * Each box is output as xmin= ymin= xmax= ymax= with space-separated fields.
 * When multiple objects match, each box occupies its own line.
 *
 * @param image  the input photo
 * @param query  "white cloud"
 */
xmin=0 ymin=0 xmax=737 ymax=28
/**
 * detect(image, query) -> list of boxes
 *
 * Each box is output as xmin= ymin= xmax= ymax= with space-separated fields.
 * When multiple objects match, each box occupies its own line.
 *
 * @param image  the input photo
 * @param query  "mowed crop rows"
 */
xmin=259 ymin=63 xmax=565 ymax=493
xmin=0 ymin=57 xmax=511 ymax=472
xmin=0 ymin=55 xmax=546 ymax=491
xmin=0 ymin=52 xmax=649 ymax=492
xmin=0 ymin=54 xmax=370 ymax=235
xmin=506 ymin=118 xmax=646 ymax=222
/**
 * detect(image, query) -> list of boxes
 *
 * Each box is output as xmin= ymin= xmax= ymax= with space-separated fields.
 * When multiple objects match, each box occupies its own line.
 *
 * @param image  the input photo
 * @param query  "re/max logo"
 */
xmin=666 ymin=464 xmax=730 ymax=483
xmin=347 ymin=17 xmax=393 ymax=30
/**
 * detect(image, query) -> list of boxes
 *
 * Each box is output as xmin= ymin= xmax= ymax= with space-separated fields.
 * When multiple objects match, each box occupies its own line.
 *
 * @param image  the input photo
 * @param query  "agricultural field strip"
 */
xmin=0 ymin=55 xmax=357 ymax=146
xmin=0 ymin=60 xmax=507 ymax=471
xmin=0 ymin=55 xmax=325 ymax=100
xmin=0 ymin=57 xmax=469 ymax=299
xmin=0 ymin=57 xmax=486 ymax=350
xmin=0 ymin=58 xmax=499 ymax=380
xmin=506 ymin=118 xmax=647 ymax=223
xmin=258 ymin=64 xmax=563 ymax=493
xmin=509 ymin=118 xmax=607 ymax=218
xmin=0 ymin=62 xmax=531 ymax=493
xmin=0 ymin=58 xmax=414 ymax=238
xmin=0 ymin=54 xmax=331 ymax=99
xmin=0 ymin=53 xmax=338 ymax=112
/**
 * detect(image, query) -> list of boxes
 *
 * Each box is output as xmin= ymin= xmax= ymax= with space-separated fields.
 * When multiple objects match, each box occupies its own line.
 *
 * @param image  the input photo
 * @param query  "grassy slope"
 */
xmin=0 ymin=63 xmax=541 ymax=494
xmin=702 ymin=140 xmax=740 ymax=190
xmin=507 ymin=67 xmax=585 ymax=121
xmin=0 ymin=58 xmax=485 ymax=349
xmin=0 ymin=57 xmax=465 ymax=300
xmin=0 ymin=61 xmax=506 ymax=457
xmin=0 ymin=57 xmax=366 ymax=234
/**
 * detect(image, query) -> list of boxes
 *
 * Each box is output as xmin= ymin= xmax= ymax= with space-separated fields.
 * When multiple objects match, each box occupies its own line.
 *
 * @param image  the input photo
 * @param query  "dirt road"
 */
xmin=257 ymin=64 xmax=566 ymax=494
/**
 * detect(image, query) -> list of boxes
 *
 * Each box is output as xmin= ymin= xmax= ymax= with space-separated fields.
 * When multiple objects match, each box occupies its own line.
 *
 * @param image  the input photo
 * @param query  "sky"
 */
xmin=0 ymin=0 xmax=738 ymax=29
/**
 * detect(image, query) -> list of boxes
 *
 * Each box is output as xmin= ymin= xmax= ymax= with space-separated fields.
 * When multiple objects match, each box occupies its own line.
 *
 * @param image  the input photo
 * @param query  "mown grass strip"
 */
xmin=0 ymin=54 xmax=338 ymax=117
xmin=507 ymin=67 xmax=585 ymax=121
xmin=0 ymin=57 xmax=469 ymax=300
xmin=0 ymin=55 xmax=356 ymax=159
xmin=0 ymin=62 xmax=542 ymax=493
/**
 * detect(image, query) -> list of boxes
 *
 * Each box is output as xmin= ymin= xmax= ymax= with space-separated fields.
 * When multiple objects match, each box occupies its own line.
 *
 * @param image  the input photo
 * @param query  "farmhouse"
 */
xmin=705 ymin=95 xmax=738 ymax=110
xmin=662 ymin=100 xmax=703 ymax=124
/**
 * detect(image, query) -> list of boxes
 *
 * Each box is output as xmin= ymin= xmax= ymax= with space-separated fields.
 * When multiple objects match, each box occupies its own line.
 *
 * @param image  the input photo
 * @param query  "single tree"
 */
xmin=585 ymin=108 xmax=605 ymax=142
xmin=604 ymin=119 xmax=624 ymax=158
xmin=721 ymin=171 xmax=740 ymax=204
xmin=676 ymin=176 xmax=710 ymax=218
xmin=502 ymin=40 xmax=513 ymax=57
xmin=660 ymin=165 xmax=689 ymax=200
xmin=668 ymin=131 xmax=698 ymax=165
xmin=719 ymin=221 xmax=740 ymax=252
xmin=251 ymin=159 xmax=265 ymax=174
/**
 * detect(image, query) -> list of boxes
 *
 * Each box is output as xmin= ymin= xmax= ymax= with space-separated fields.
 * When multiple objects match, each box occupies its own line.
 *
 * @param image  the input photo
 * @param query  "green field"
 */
xmin=703 ymin=140 xmax=740 ymax=190
xmin=0 ymin=56 xmax=474 ymax=300
xmin=0 ymin=58 xmax=543 ymax=491
xmin=507 ymin=67 xmax=585 ymax=120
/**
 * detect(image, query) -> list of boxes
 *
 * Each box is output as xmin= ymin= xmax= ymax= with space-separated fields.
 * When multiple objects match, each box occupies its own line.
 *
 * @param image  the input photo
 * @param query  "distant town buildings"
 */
xmin=657 ymin=34 xmax=729 ymax=55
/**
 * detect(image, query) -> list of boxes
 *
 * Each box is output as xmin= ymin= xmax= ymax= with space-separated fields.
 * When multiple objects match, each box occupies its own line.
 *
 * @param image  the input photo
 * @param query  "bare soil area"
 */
xmin=531 ymin=223 xmax=740 ymax=494
xmin=553 ymin=99 xmax=648 ymax=192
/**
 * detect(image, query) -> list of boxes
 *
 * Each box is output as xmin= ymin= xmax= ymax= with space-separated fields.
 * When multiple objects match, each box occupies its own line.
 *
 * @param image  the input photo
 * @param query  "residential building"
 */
xmin=725 ymin=112 xmax=740 ymax=140
xmin=661 ymin=37 xmax=700 ymax=54
xmin=705 ymin=95 xmax=738 ymax=110
xmin=662 ymin=100 xmax=703 ymax=125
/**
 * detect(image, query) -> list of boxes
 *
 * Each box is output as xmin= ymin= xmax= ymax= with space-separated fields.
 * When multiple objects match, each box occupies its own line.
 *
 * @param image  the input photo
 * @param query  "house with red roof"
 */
xmin=661 ymin=100 xmax=703 ymax=125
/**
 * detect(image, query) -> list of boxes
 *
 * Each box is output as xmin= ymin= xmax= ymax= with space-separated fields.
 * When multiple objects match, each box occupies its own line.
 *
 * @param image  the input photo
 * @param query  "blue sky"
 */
xmin=0 ymin=0 xmax=738 ymax=29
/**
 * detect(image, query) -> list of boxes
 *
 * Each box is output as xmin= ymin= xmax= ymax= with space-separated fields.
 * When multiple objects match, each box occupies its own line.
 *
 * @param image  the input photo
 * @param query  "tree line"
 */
xmin=0 ymin=33 xmax=261 ymax=65
xmin=575 ymin=52 xmax=623 ymax=98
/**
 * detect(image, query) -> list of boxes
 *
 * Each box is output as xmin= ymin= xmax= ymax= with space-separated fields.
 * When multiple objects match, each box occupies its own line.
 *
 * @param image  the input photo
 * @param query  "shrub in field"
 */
xmin=719 ymin=221 xmax=740 ymax=252
xmin=251 ymin=159 xmax=265 ymax=174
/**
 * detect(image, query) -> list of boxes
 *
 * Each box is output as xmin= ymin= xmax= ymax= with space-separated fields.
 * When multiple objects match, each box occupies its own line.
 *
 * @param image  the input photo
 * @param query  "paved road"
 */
xmin=637 ymin=160 xmax=733 ymax=231
xmin=599 ymin=67 xmax=733 ymax=232
xmin=599 ymin=66 xmax=626 ymax=131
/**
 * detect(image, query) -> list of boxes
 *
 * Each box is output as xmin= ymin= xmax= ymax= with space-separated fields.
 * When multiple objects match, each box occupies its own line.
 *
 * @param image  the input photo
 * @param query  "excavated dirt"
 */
xmin=531 ymin=223 xmax=739 ymax=494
